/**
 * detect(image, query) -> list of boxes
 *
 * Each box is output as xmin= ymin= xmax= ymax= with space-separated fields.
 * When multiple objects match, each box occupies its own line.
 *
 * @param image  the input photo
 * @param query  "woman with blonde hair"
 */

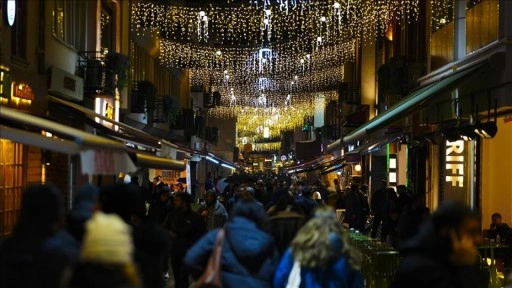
xmin=273 ymin=206 xmax=363 ymax=288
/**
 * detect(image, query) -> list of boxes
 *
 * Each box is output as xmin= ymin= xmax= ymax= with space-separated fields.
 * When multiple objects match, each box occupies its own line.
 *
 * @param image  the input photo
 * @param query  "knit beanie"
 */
xmin=81 ymin=212 xmax=134 ymax=264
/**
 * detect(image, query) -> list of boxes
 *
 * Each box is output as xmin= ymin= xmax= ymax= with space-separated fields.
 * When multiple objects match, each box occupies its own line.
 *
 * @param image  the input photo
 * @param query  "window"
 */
xmin=10 ymin=0 xmax=27 ymax=59
xmin=0 ymin=140 xmax=25 ymax=239
xmin=430 ymin=0 xmax=455 ymax=70
xmin=466 ymin=0 xmax=499 ymax=54
xmin=52 ymin=0 xmax=86 ymax=51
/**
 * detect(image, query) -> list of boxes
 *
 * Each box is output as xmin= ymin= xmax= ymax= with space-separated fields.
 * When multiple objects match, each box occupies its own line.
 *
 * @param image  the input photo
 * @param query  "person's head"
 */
xmin=291 ymin=206 xmax=361 ymax=269
xmin=205 ymin=190 xmax=217 ymax=206
xmin=230 ymin=198 xmax=268 ymax=230
xmin=351 ymin=183 xmax=360 ymax=193
xmin=397 ymin=185 xmax=407 ymax=195
xmin=159 ymin=185 xmax=171 ymax=202
xmin=153 ymin=176 xmax=162 ymax=185
xmin=407 ymin=200 xmax=481 ymax=266
xmin=174 ymin=192 xmax=192 ymax=211
xmin=70 ymin=183 xmax=99 ymax=220
xmin=333 ymin=178 xmax=339 ymax=185
xmin=380 ymin=179 xmax=388 ymax=189
xmin=80 ymin=211 xmax=140 ymax=286
xmin=16 ymin=183 xmax=65 ymax=236
xmin=312 ymin=191 xmax=322 ymax=201
xmin=491 ymin=213 xmax=502 ymax=225
xmin=243 ymin=186 xmax=256 ymax=200
xmin=130 ymin=176 xmax=139 ymax=185
xmin=99 ymin=183 xmax=145 ymax=225
xmin=360 ymin=184 xmax=369 ymax=194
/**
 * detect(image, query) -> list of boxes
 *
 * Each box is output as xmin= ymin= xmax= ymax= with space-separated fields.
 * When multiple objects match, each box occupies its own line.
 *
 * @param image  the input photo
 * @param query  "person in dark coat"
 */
xmin=370 ymin=180 xmax=388 ymax=239
xmin=66 ymin=183 xmax=99 ymax=244
xmin=164 ymin=192 xmax=205 ymax=288
xmin=395 ymin=193 xmax=429 ymax=248
xmin=147 ymin=185 xmax=173 ymax=225
xmin=99 ymin=182 xmax=169 ymax=288
xmin=0 ymin=184 xmax=73 ymax=288
xmin=184 ymin=199 xmax=280 ymax=288
xmin=344 ymin=183 xmax=366 ymax=232
xmin=66 ymin=212 xmax=141 ymax=288
xmin=393 ymin=201 xmax=486 ymax=288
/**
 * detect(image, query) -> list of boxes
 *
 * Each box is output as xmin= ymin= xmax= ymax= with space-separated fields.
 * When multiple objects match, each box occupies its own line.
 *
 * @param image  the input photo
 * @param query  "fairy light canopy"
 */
xmin=131 ymin=0 xmax=419 ymax=147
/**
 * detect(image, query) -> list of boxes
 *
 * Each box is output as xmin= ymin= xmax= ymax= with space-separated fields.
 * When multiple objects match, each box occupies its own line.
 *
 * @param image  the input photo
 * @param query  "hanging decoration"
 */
xmin=131 ymin=0 xmax=419 ymax=150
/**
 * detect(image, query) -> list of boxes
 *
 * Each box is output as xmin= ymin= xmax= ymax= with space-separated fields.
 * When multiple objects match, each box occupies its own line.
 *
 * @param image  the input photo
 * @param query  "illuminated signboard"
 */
xmin=444 ymin=140 xmax=467 ymax=202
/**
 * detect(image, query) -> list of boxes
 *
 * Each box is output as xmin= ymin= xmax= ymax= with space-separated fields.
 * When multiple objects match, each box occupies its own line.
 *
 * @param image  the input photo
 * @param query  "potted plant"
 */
xmin=106 ymin=52 xmax=130 ymax=91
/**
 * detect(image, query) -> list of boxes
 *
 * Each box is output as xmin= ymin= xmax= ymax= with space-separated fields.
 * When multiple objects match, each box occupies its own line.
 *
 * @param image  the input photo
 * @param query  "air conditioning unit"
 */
xmin=48 ymin=65 xmax=84 ymax=101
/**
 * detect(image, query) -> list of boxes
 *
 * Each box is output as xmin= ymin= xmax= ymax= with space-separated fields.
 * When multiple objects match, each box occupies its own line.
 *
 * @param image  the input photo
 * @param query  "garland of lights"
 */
xmin=132 ymin=0 xmax=419 ymax=151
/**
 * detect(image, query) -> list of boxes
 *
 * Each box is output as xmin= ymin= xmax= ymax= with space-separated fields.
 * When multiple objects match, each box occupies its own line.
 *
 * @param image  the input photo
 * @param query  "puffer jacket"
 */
xmin=184 ymin=216 xmax=280 ymax=288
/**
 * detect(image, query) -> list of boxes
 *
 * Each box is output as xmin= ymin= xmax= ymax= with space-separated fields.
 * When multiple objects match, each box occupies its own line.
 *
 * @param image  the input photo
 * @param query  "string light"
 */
xmin=131 ymin=0 xmax=419 ymax=150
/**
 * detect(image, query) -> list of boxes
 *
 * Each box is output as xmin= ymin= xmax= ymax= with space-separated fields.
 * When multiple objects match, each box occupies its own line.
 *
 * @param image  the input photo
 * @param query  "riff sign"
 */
xmin=444 ymin=140 xmax=467 ymax=201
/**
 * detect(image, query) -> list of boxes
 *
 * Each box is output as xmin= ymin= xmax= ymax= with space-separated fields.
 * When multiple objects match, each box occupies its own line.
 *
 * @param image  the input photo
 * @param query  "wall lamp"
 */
xmin=474 ymin=122 xmax=498 ymax=139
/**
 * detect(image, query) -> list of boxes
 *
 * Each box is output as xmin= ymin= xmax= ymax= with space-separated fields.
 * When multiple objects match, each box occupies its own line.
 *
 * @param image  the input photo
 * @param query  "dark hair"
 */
xmin=492 ymin=213 xmax=502 ymax=219
xmin=205 ymin=190 xmax=217 ymax=201
xmin=403 ymin=200 xmax=479 ymax=258
xmin=16 ymin=183 xmax=64 ymax=235
xmin=99 ymin=183 xmax=145 ymax=223
xmin=230 ymin=199 xmax=268 ymax=230
xmin=174 ymin=192 xmax=192 ymax=210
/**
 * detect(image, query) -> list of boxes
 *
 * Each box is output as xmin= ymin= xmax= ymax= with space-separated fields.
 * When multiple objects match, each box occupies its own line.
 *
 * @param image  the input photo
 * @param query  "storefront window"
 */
xmin=0 ymin=139 xmax=24 ymax=239
xmin=430 ymin=0 xmax=455 ymax=70
xmin=466 ymin=0 xmax=499 ymax=54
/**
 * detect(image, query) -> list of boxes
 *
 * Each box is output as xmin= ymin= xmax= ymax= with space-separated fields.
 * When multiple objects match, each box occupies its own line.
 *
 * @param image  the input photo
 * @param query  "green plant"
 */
xmin=138 ymin=80 xmax=157 ymax=121
xmin=167 ymin=104 xmax=180 ymax=126
xmin=106 ymin=53 xmax=130 ymax=90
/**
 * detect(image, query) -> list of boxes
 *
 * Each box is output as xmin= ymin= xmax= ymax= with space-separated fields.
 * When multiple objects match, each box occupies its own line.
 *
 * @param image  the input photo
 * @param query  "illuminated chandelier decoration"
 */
xmin=131 ymin=0 xmax=419 ymax=148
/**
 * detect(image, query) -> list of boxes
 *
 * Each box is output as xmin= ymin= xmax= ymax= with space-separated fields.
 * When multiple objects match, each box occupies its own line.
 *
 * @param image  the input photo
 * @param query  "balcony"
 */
xmin=338 ymin=82 xmax=361 ymax=105
xmin=78 ymin=51 xmax=129 ymax=97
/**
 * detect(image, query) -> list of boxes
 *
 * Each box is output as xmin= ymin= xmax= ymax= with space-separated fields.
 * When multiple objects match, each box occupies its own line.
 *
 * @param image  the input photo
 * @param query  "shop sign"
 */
xmin=444 ymin=140 xmax=467 ymax=201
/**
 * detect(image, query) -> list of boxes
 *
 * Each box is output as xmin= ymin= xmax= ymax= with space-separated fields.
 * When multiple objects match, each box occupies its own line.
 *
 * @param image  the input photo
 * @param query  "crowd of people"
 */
xmin=0 ymin=172 xmax=511 ymax=288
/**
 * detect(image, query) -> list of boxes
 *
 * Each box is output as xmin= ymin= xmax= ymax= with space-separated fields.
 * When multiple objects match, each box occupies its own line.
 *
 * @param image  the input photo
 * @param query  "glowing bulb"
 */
xmin=306 ymin=54 xmax=310 ymax=59
xmin=202 ymin=16 xmax=208 ymax=21
xmin=291 ymin=81 xmax=294 ymax=85
xmin=265 ymin=9 xmax=271 ymax=16
xmin=355 ymin=164 xmax=362 ymax=172
xmin=216 ymin=50 xmax=222 ymax=56
xmin=263 ymin=19 xmax=269 ymax=25
xmin=224 ymin=70 xmax=228 ymax=74
xmin=321 ymin=16 xmax=326 ymax=22
xmin=300 ymin=59 xmax=305 ymax=64
xmin=333 ymin=2 xmax=340 ymax=9
xmin=199 ymin=11 xmax=205 ymax=17
xmin=317 ymin=36 xmax=322 ymax=42
xmin=294 ymin=75 xmax=298 ymax=80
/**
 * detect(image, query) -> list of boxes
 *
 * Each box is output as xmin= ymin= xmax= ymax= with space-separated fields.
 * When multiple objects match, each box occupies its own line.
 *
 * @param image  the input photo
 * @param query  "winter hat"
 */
xmin=81 ymin=212 xmax=134 ymax=264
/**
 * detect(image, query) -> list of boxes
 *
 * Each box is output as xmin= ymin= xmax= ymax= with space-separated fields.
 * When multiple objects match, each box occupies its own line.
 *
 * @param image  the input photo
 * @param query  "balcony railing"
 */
xmin=338 ymin=82 xmax=361 ymax=105
xmin=78 ymin=51 xmax=115 ymax=96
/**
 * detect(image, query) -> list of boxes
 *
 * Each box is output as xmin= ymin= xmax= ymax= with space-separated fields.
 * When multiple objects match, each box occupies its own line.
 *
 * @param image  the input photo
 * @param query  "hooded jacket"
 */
xmin=184 ymin=216 xmax=280 ymax=288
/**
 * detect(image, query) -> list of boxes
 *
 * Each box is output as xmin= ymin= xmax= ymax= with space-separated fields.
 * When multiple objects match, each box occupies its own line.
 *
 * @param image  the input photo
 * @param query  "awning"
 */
xmin=347 ymin=133 xmax=403 ymax=156
xmin=326 ymin=62 xmax=488 ymax=152
xmin=128 ymin=152 xmax=186 ymax=171
xmin=320 ymin=163 xmax=349 ymax=175
xmin=0 ymin=106 xmax=138 ymax=175
xmin=0 ymin=125 xmax=81 ymax=154
xmin=47 ymin=96 xmax=161 ymax=149
xmin=1 ymin=106 xmax=126 ymax=150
